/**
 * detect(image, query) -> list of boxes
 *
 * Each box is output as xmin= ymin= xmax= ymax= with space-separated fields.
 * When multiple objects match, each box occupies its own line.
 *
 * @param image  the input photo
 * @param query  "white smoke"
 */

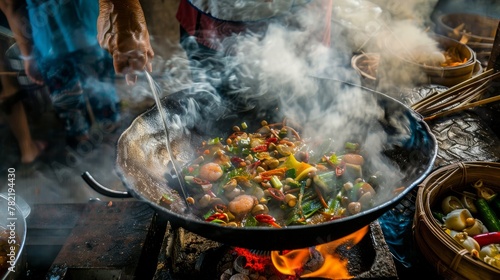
xmin=116 ymin=0 xmax=444 ymax=212
xmin=149 ymin=1 xmax=421 ymax=207
xmin=329 ymin=0 xmax=445 ymax=92
xmin=370 ymin=0 xmax=438 ymax=25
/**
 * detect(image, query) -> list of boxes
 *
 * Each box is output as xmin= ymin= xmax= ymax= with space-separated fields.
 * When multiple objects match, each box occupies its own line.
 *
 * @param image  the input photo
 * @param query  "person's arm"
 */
xmin=97 ymin=0 xmax=154 ymax=85
xmin=0 ymin=0 xmax=43 ymax=84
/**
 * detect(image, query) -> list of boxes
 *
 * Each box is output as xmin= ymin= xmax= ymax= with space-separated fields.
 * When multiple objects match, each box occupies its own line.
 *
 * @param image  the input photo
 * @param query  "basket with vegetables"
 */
xmin=414 ymin=161 xmax=500 ymax=280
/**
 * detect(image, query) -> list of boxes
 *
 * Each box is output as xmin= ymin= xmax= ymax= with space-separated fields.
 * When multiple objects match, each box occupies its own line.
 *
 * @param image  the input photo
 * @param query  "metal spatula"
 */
xmin=144 ymin=71 xmax=191 ymax=212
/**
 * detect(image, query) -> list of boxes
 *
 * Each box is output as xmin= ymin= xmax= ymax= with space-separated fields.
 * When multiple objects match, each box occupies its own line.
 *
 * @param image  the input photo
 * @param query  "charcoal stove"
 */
xmin=154 ymin=220 xmax=398 ymax=280
xmin=22 ymin=200 xmax=398 ymax=279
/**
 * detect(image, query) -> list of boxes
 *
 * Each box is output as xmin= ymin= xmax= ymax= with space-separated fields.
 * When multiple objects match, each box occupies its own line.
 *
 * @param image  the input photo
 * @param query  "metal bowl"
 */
xmin=0 ymin=193 xmax=29 ymax=280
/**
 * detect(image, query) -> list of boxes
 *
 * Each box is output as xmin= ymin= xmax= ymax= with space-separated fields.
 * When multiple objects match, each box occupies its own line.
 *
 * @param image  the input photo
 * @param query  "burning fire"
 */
xmin=271 ymin=226 xmax=369 ymax=279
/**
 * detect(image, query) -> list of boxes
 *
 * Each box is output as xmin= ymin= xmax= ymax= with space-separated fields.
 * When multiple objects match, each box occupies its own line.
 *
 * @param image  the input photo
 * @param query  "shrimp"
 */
xmin=228 ymin=194 xmax=258 ymax=217
xmin=198 ymin=162 xmax=223 ymax=182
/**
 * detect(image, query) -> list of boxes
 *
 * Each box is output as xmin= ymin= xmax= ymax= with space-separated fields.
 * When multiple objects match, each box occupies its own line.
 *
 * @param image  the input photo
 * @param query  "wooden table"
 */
xmin=23 ymin=200 xmax=167 ymax=279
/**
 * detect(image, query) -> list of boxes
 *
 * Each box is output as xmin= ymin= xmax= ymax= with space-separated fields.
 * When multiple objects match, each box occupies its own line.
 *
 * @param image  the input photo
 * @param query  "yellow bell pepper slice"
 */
xmin=282 ymin=154 xmax=316 ymax=181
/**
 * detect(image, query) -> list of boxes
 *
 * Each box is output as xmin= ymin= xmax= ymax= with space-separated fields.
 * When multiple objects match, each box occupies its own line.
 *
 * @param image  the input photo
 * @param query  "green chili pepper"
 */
xmin=241 ymin=147 xmax=250 ymax=156
xmin=488 ymin=196 xmax=500 ymax=218
xmin=345 ymin=142 xmax=359 ymax=152
xmin=244 ymin=215 xmax=258 ymax=227
xmin=203 ymin=209 xmax=217 ymax=220
xmin=207 ymin=137 xmax=221 ymax=145
xmin=475 ymin=198 xmax=500 ymax=232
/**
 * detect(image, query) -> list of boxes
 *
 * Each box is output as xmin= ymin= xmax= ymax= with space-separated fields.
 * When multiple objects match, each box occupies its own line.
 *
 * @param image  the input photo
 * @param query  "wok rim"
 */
xmin=115 ymin=82 xmax=438 ymax=249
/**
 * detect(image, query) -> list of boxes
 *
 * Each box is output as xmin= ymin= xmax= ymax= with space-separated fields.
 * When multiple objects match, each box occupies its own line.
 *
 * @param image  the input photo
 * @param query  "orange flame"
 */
xmin=271 ymin=226 xmax=369 ymax=279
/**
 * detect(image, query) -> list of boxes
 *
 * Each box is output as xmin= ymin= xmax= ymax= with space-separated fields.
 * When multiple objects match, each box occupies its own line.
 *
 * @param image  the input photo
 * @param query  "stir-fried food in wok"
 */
xmin=166 ymin=120 xmax=387 ymax=228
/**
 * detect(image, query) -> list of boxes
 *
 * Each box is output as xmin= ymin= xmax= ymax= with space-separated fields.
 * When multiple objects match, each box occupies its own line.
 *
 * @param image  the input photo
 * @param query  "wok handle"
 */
xmin=81 ymin=171 xmax=132 ymax=198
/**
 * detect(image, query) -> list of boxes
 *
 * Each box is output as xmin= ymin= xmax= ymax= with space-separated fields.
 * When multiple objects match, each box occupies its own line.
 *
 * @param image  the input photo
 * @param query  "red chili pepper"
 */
xmin=266 ymin=137 xmax=278 ymax=144
xmin=255 ymin=214 xmax=274 ymax=223
xmin=205 ymin=212 xmax=228 ymax=222
xmin=267 ymin=188 xmax=285 ymax=201
xmin=335 ymin=164 xmax=345 ymax=177
xmin=249 ymin=160 xmax=262 ymax=169
xmin=188 ymin=166 xmax=195 ymax=173
xmin=255 ymin=214 xmax=281 ymax=228
xmin=231 ymin=157 xmax=244 ymax=165
xmin=193 ymin=177 xmax=211 ymax=185
xmin=251 ymin=145 xmax=268 ymax=152
xmin=472 ymin=232 xmax=500 ymax=247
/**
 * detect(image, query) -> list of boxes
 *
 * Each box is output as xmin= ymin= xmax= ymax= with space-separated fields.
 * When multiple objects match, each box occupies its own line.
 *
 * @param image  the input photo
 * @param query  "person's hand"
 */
xmin=97 ymin=0 xmax=154 ymax=85
xmin=23 ymin=58 xmax=44 ymax=85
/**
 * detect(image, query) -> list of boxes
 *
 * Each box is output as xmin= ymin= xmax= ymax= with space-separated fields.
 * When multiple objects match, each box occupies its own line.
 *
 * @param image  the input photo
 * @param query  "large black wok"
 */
xmin=83 ymin=78 xmax=437 ymax=250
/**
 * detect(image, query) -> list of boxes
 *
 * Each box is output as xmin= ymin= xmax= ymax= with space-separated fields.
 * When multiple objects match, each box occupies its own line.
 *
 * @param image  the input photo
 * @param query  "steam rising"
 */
xmin=370 ymin=0 xmax=438 ymax=24
xmin=132 ymin=0 xmax=441 ymax=210
xmin=329 ymin=0 xmax=443 ymax=91
xmin=1 ymin=1 xmax=442 ymax=213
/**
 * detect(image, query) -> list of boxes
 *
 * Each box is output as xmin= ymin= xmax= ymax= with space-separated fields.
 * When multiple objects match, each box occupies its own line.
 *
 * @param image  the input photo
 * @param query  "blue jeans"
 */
xmin=27 ymin=0 xmax=119 ymax=138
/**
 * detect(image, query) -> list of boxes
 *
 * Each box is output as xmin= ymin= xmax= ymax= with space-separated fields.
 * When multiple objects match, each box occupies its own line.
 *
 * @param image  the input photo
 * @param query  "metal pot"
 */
xmin=83 ymin=78 xmax=437 ymax=250
xmin=1 ymin=193 xmax=30 ymax=280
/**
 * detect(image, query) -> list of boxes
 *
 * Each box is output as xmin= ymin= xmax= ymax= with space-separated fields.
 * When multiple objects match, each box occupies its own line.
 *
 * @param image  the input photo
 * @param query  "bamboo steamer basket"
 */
xmin=435 ymin=13 xmax=499 ymax=68
xmin=436 ymin=13 xmax=498 ymax=44
xmin=382 ymin=34 xmax=476 ymax=87
xmin=414 ymin=161 xmax=500 ymax=280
